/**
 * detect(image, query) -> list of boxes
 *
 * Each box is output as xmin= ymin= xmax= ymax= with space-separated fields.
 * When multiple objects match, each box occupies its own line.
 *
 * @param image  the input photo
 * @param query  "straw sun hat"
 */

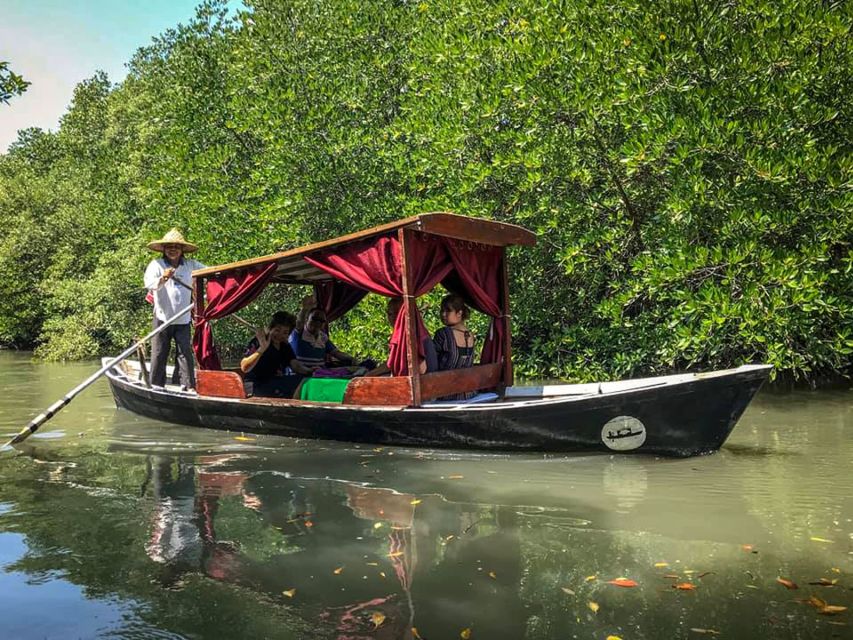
xmin=147 ymin=228 xmax=198 ymax=253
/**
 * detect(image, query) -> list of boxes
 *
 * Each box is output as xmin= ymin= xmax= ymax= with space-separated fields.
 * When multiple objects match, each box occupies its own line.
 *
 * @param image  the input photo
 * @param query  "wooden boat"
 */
xmin=105 ymin=213 xmax=770 ymax=457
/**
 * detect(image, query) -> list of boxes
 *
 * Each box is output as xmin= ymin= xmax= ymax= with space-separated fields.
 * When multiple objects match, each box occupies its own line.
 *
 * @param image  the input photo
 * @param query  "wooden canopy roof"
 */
xmin=192 ymin=212 xmax=536 ymax=284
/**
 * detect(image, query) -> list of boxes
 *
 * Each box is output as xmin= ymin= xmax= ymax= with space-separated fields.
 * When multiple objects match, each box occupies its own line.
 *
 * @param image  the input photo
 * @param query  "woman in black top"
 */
xmin=240 ymin=311 xmax=313 ymax=398
xmin=432 ymin=294 xmax=476 ymax=400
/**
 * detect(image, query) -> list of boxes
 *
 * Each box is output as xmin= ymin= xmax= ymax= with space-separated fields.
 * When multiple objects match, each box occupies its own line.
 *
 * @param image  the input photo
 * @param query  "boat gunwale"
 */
xmin=103 ymin=360 xmax=771 ymax=414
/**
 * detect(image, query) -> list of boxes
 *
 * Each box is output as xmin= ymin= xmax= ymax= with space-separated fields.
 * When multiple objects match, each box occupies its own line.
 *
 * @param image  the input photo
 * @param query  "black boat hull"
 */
xmin=105 ymin=365 xmax=769 ymax=457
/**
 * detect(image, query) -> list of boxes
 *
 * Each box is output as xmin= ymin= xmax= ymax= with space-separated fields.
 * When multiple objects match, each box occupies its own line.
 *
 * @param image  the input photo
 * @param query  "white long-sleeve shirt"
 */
xmin=144 ymin=256 xmax=206 ymax=324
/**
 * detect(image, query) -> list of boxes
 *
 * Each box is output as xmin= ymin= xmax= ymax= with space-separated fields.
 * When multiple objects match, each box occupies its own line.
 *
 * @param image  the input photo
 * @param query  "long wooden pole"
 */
xmin=3 ymin=302 xmax=195 ymax=448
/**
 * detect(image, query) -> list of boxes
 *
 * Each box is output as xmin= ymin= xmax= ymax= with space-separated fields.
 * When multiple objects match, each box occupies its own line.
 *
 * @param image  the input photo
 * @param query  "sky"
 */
xmin=0 ymin=0 xmax=208 ymax=152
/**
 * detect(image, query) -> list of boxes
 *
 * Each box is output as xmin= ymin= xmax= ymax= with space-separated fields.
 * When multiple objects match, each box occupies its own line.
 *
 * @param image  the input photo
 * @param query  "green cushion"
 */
xmin=298 ymin=377 xmax=350 ymax=403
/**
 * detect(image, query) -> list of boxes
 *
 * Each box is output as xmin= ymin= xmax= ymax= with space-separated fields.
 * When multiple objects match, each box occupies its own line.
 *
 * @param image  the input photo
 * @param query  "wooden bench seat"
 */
xmin=198 ymin=362 xmax=503 ymax=405
xmin=196 ymin=369 xmax=247 ymax=399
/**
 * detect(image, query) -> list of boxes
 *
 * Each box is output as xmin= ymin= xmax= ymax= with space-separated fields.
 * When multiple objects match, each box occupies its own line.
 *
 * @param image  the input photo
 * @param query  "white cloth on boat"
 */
xmin=144 ymin=256 xmax=206 ymax=324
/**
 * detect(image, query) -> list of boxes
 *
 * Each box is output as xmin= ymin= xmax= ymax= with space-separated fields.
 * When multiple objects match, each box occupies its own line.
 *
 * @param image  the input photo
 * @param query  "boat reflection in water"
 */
xmin=138 ymin=452 xmax=526 ymax=639
xmin=82 ymin=407 xmax=846 ymax=640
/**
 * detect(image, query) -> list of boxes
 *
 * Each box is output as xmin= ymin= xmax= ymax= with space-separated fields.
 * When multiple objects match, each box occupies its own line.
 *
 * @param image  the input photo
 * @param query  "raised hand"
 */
xmin=255 ymin=328 xmax=270 ymax=352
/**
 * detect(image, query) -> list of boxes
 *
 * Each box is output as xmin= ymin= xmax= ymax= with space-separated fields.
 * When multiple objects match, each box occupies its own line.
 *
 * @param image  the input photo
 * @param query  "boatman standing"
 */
xmin=144 ymin=228 xmax=206 ymax=390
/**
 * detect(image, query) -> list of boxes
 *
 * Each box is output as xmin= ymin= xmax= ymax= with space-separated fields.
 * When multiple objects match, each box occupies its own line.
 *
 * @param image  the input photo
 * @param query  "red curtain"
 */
xmin=313 ymin=280 xmax=368 ymax=323
xmin=441 ymin=240 xmax=506 ymax=365
xmin=304 ymin=232 xmax=452 ymax=374
xmin=192 ymin=262 xmax=278 ymax=370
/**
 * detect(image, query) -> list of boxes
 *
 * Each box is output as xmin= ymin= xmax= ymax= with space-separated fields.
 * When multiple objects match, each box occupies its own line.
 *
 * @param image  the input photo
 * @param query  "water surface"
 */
xmin=0 ymin=351 xmax=850 ymax=639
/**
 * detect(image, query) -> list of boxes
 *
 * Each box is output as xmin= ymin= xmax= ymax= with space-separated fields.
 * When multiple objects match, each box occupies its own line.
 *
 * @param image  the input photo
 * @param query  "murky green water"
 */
xmin=0 ymin=351 xmax=851 ymax=639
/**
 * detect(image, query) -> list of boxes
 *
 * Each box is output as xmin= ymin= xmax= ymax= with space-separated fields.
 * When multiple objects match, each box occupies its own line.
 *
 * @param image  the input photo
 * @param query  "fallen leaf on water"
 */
xmin=690 ymin=628 xmax=720 ymax=635
xmin=776 ymin=577 xmax=798 ymax=590
xmin=410 ymin=499 xmax=422 ymax=505
xmin=810 ymin=537 xmax=833 ymax=543
xmin=374 ymin=522 xmax=385 ymax=529
xmin=654 ymin=562 xmax=669 ymax=568
xmin=366 ymin=562 xmax=379 ymax=566
xmin=460 ymin=628 xmax=472 ymax=639
xmin=411 ymin=628 xmax=423 ymax=639
xmin=806 ymin=596 xmax=828 ymax=609
xmin=674 ymin=583 xmax=697 ymax=591
xmin=587 ymin=601 xmax=599 ymax=613
xmin=282 ymin=588 xmax=296 ymax=598
xmin=808 ymin=578 xmax=838 ymax=586
xmin=607 ymin=578 xmax=638 ymax=588
xmin=234 ymin=435 xmax=255 ymax=442
xmin=371 ymin=612 xmax=386 ymax=629
xmin=561 ymin=587 xmax=576 ymax=595
xmin=379 ymin=571 xmax=386 ymax=578
xmin=448 ymin=474 xmax=465 ymax=480
xmin=697 ymin=572 xmax=716 ymax=579
xmin=818 ymin=605 xmax=847 ymax=615
xmin=741 ymin=544 xmax=754 ymax=552
xmin=606 ymin=636 xmax=623 ymax=640
xmin=488 ymin=571 xmax=497 ymax=579
xmin=333 ymin=566 xmax=344 ymax=575
xmin=831 ymin=567 xmax=841 ymax=574
xmin=585 ymin=575 xmax=597 ymax=582
xmin=388 ymin=551 xmax=405 ymax=558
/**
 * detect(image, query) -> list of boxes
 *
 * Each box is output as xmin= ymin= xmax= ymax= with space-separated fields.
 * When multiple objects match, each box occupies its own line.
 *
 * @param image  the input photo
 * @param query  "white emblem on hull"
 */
xmin=601 ymin=416 xmax=646 ymax=451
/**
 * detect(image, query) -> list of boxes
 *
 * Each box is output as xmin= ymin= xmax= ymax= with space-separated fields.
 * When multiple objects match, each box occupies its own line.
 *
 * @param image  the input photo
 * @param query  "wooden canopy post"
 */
xmin=501 ymin=248 xmax=514 ymax=391
xmin=193 ymin=275 xmax=205 ymax=360
xmin=399 ymin=228 xmax=421 ymax=407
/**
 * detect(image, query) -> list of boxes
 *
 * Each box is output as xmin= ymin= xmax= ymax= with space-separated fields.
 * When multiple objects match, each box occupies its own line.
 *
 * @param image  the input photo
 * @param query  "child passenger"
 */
xmin=241 ymin=311 xmax=313 ymax=398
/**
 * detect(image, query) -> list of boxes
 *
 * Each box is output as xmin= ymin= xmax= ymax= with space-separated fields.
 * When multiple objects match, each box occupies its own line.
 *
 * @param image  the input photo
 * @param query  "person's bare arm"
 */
xmin=363 ymin=358 xmax=424 ymax=377
xmin=331 ymin=348 xmax=355 ymax=364
xmin=363 ymin=363 xmax=390 ymax=377
xmin=289 ymin=359 xmax=314 ymax=376
xmin=240 ymin=329 xmax=269 ymax=373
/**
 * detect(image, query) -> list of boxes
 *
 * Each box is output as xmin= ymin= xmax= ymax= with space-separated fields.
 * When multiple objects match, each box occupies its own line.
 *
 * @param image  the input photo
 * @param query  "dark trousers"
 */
xmin=252 ymin=374 xmax=304 ymax=399
xmin=150 ymin=320 xmax=196 ymax=389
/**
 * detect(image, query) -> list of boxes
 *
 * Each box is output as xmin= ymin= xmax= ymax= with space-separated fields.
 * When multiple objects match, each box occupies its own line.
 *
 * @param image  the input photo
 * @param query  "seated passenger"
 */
xmin=364 ymin=297 xmax=428 ymax=377
xmin=295 ymin=294 xmax=317 ymax=332
xmin=433 ymin=294 xmax=476 ymax=400
xmin=434 ymin=294 xmax=476 ymax=370
xmin=241 ymin=311 xmax=313 ymax=398
xmin=289 ymin=308 xmax=355 ymax=370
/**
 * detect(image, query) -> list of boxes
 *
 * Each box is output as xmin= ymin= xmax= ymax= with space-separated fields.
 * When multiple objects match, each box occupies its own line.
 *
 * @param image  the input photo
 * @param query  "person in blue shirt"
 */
xmin=289 ymin=308 xmax=355 ymax=370
xmin=241 ymin=311 xmax=313 ymax=397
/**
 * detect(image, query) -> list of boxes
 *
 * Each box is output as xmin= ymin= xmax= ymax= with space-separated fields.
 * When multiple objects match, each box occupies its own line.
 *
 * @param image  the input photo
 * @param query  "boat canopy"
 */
xmin=189 ymin=212 xmax=536 ymax=404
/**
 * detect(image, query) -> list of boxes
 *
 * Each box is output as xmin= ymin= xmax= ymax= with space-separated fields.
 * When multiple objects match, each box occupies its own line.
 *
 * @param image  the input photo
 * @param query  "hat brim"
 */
xmin=147 ymin=241 xmax=198 ymax=253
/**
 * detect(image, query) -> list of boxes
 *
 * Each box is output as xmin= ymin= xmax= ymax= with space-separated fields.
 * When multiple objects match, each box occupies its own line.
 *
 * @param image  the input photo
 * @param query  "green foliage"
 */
xmin=0 ymin=0 xmax=850 ymax=383
xmin=0 ymin=61 xmax=30 ymax=104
